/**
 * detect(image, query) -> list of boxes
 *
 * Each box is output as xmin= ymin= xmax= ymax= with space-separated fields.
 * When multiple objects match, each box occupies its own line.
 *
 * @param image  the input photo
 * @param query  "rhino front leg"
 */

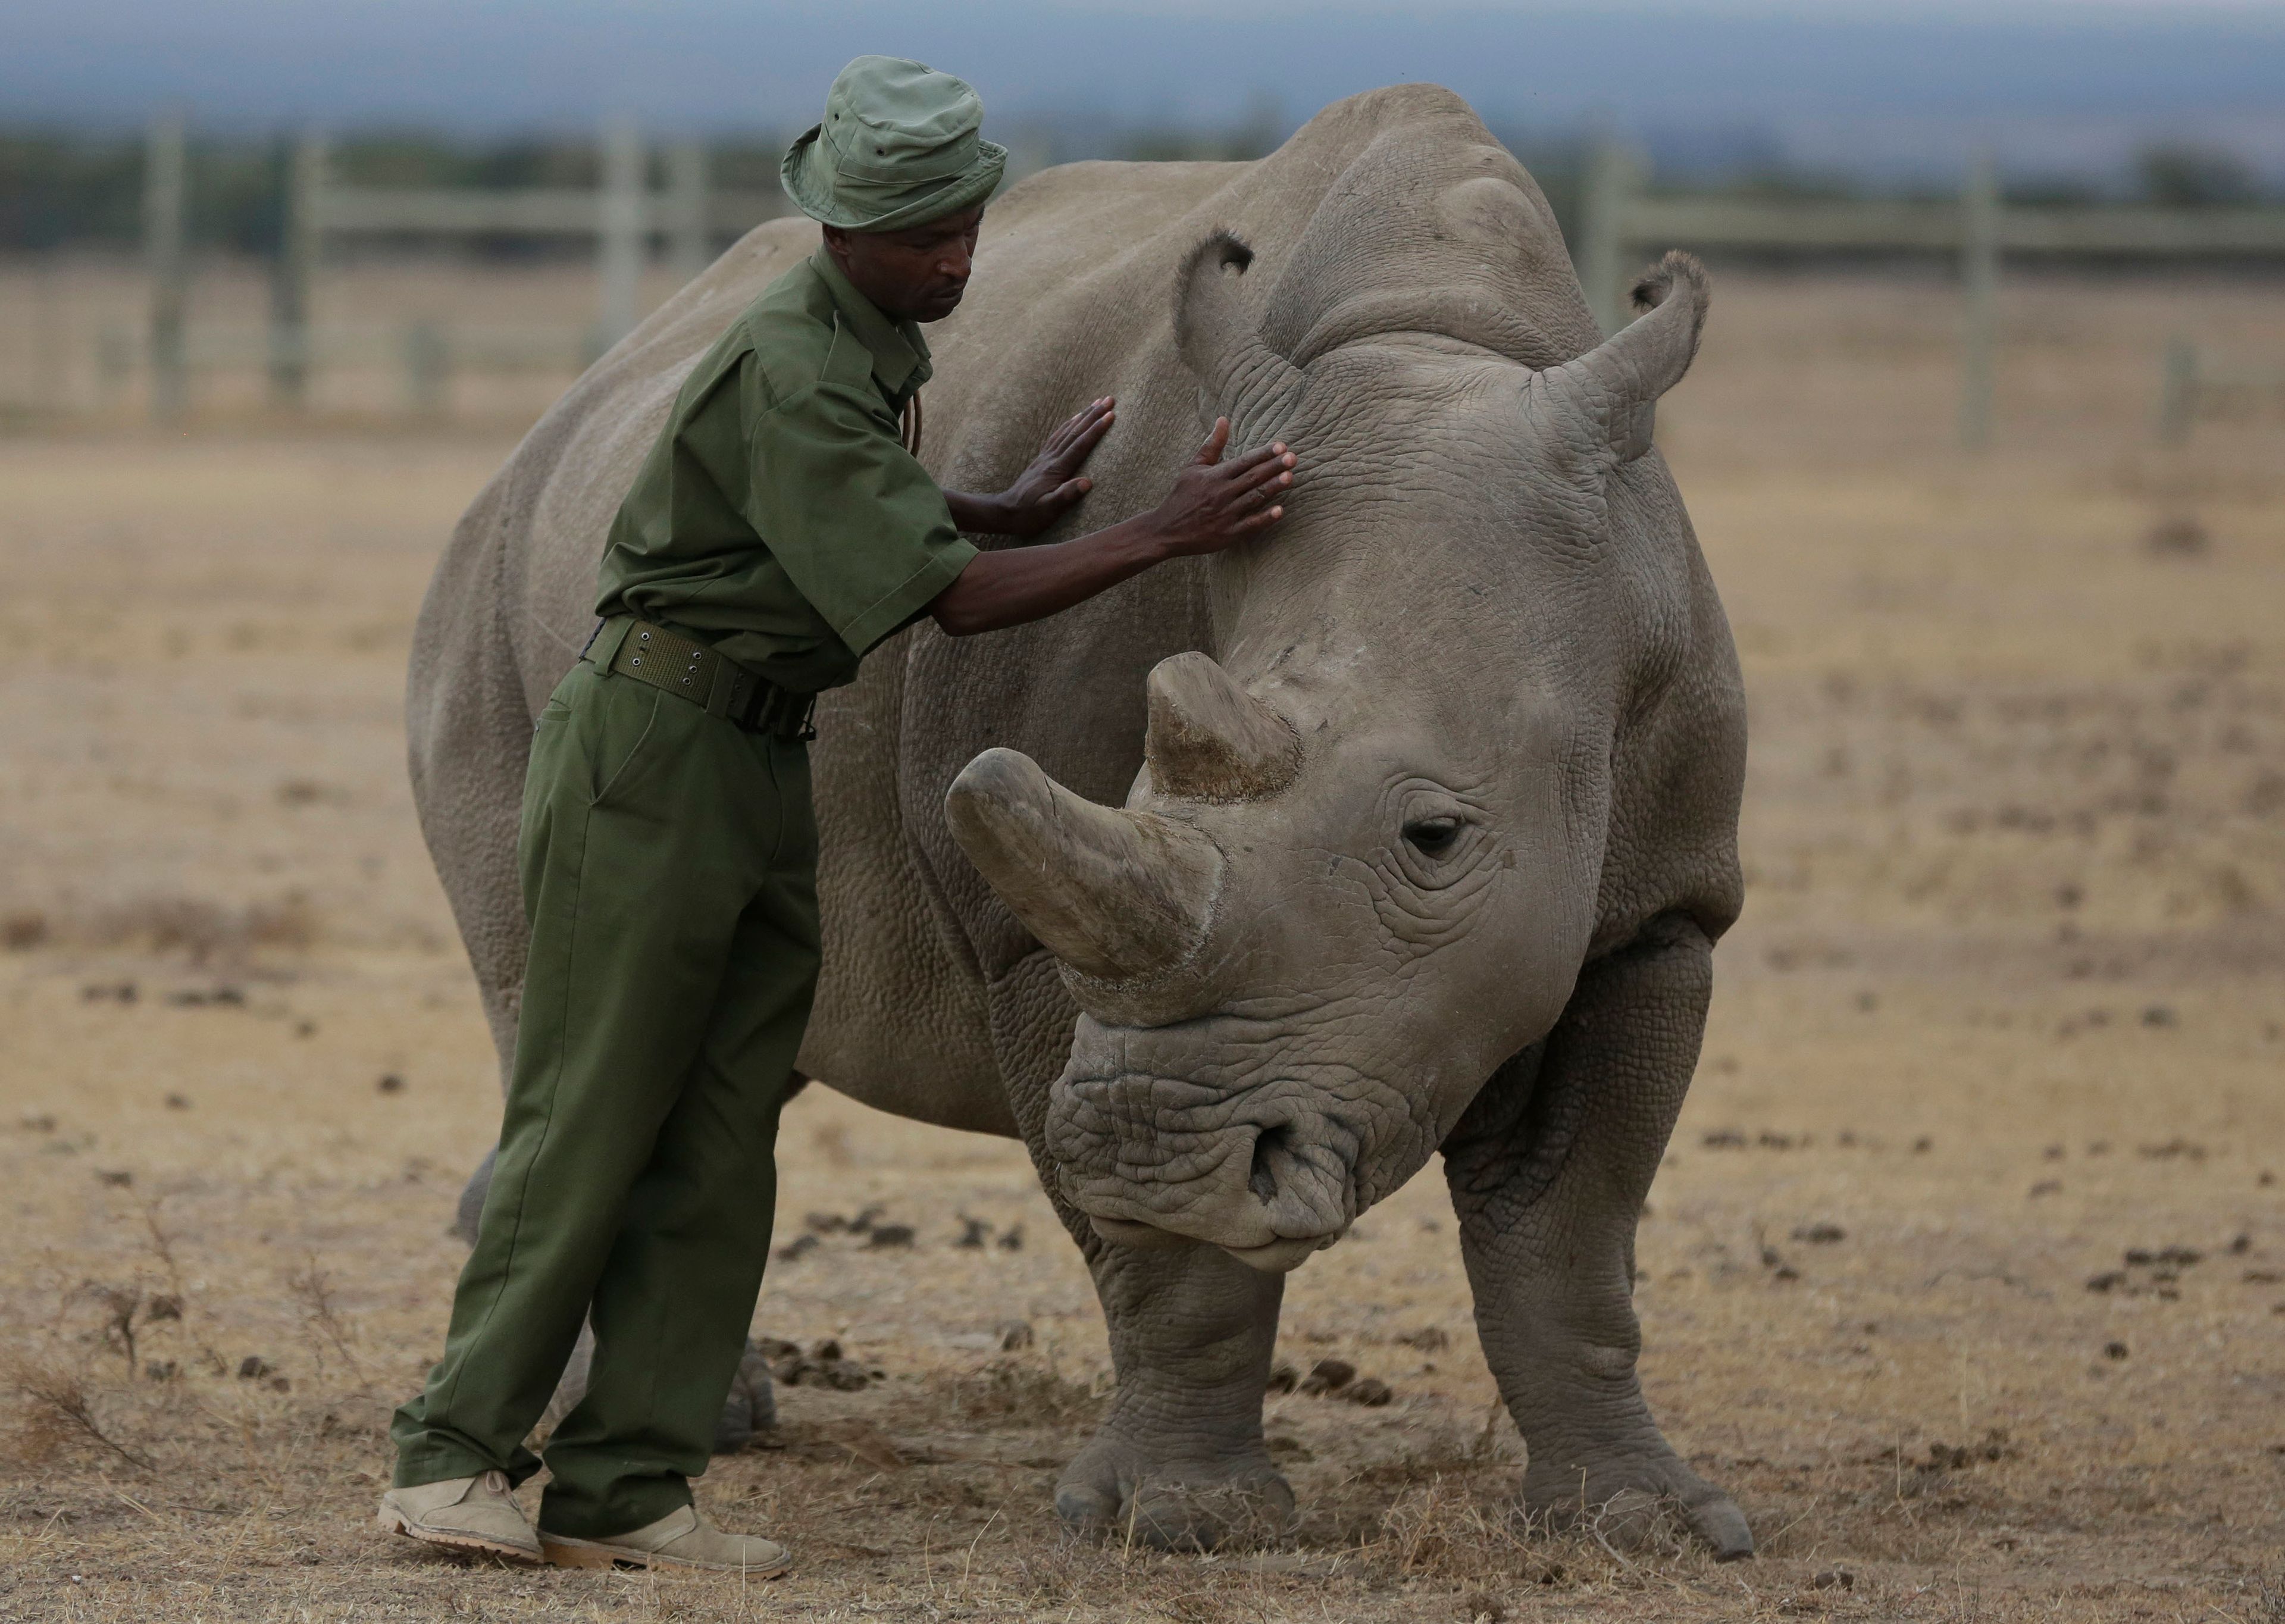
xmin=1441 ymin=913 xmax=1753 ymax=1561
xmin=1054 ymin=1236 xmax=1292 ymax=1548
xmin=983 ymin=950 xmax=1291 ymax=1548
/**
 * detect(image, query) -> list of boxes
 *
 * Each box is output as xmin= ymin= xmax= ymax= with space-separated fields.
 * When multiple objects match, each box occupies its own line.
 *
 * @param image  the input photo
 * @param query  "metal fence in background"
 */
xmin=101 ymin=116 xmax=2285 ymax=436
xmin=1573 ymin=139 xmax=2285 ymax=448
xmin=132 ymin=113 xmax=787 ymax=421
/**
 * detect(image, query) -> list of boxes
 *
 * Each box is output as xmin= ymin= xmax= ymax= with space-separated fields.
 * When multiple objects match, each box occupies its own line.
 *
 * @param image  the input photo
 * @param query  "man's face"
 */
xmin=822 ymin=206 xmax=985 ymax=324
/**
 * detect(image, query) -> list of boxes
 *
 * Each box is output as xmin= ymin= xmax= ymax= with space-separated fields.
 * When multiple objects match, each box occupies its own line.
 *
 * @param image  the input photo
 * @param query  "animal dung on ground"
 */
xmin=1340 ymin=1377 xmax=1394 ymax=1407
xmin=145 ymin=1295 xmax=181 ymax=1322
xmin=2105 ymin=1341 xmax=2130 ymax=1360
xmin=954 ymin=1215 xmax=990 ymax=1248
xmin=865 ymin=1224 xmax=916 ymax=1249
xmin=806 ymin=1203 xmax=887 ymax=1235
xmin=765 ymin=1337 xmax=884 ymax=1390
xmin=164 ymin=1093 xmax=190 ymax=1110
xmin=2124 ymin=1246 xmax=2201 ymax=1268
xmin=774 ymin=1233 xmax=819 ymax=1263
xmin=996 ymin=1225 xmax=1023 ymax=1251
xmin=1266 ymin=1362 xmax=1300 ymax=1394
xmin=1393 ymin=1325 xmax=1449 ymax=1352
xmin=236 ymin=1356 xmax=273 ymax=1380
xmin=2142 ymin=514 xmax=2210 ymax=557
xmin=95 ymin=1169 xmax=132 ymax=1187
xmin=1298 ymin=1359 xmax=1355 ymax=1395
xmin=1791 ymin=1222 xmax=1846 ymax=1244
xmin=376 ymin=1073 xmax=404 ymax=1094
xmin=1811 ymin=1569 xmax=1855 ymax=1591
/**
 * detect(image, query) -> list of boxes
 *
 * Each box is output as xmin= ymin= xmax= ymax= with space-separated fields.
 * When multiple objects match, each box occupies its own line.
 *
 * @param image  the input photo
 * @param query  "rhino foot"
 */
xmin=1054 ymin=1436 xmax=1295 ymax=1551
xmin=710 ymin=1339 xmax=779 ymax=1454
xmin=1523 ymin=1450 xmax=1752 ymax=1562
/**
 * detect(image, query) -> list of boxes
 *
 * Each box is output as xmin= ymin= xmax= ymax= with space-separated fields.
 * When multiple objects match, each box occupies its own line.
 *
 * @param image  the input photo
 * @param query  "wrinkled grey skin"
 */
xmin=409 ymin=85 xmax=1749 ymax=1557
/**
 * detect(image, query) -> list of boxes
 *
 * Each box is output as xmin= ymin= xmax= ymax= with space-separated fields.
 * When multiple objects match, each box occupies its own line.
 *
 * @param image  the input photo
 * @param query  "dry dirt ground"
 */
xmin=1 ymin=267 xmax=2282 ymax=1622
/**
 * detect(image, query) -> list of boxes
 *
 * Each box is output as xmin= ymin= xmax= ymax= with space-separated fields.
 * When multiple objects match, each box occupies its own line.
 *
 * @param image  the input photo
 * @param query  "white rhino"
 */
xmin=408 ymin=83 xmax=1750 ymax=1556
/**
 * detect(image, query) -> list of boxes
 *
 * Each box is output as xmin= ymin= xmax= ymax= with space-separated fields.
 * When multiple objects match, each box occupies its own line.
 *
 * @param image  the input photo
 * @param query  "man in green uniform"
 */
xmin=380 ymin=56 xmax=1296 ymax=1575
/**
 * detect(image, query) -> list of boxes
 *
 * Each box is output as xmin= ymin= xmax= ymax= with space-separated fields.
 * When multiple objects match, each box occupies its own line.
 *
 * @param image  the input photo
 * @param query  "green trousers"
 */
xmin=391 ymin=656 xmax=818 ymax=1538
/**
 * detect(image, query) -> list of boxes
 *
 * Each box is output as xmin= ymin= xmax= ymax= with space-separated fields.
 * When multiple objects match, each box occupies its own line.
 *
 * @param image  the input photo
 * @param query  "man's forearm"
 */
xmin=929 ymin=519 xmax=1169 ymax=636
xmin=943 ymin=489 xmax=1015 ymax=534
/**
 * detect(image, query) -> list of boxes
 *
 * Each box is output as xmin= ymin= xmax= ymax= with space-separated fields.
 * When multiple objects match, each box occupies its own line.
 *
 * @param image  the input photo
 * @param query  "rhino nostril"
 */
xmin=1248 ymin=1125 xmax=1291 ymax=1204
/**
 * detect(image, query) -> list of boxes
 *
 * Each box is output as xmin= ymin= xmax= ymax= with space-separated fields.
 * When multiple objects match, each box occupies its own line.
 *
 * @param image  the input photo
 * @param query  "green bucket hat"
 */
xmin=781 ymin=56 xmax=1008 ymax=232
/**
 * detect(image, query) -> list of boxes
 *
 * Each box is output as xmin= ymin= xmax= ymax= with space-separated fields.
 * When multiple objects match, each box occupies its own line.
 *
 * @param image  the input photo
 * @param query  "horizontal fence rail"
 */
xmin=314 ymin=187 xmax=780 ymax=238
xmin=1576 ymin=139 xmax=2285 ymax=449
xmin=133 ymin=114 xmax=791 ymax=420
xmin=109 ymin=115 xmax=2285 ymax=435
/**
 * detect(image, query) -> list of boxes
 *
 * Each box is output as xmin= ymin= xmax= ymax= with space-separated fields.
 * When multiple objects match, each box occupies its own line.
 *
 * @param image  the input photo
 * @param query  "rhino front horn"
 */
xmin=1144 ymin=652 xmax=1301 ymax=802
xmin=946 ymin=748 xmax=1222 ymax=982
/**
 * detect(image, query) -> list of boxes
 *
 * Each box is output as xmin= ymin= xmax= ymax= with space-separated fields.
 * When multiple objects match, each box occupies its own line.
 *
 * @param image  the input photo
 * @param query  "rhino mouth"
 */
xmin=1047 ymin=1069 xmax=1366 ymax=1271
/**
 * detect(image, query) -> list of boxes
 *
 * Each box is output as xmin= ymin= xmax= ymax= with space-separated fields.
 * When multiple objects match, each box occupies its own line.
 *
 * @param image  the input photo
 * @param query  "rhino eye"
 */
xmin=1402 ymin=817 xmax=1463 ymax=858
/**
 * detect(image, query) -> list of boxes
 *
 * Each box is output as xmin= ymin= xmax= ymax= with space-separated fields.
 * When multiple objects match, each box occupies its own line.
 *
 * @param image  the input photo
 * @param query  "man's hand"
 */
xmin=928 ymin=415 xmax=1298 ymax=638
xmin=1143 ymin=419 xmax=1293 ymax=556
xmin=946 ymin=397 xmax=1116 ymax=538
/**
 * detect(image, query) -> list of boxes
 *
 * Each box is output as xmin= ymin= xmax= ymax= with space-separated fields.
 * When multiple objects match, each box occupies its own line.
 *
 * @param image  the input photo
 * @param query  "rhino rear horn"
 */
xmin=1174 ymin=231 xmax=1306 ymax=439
xmin=946 ymin=748 xmax=1222 ymax=982
xmin=1145 ymin=652 xmax=1301 ymax=802
xmin=1538 ymin=249 xmax=1711 ymax=461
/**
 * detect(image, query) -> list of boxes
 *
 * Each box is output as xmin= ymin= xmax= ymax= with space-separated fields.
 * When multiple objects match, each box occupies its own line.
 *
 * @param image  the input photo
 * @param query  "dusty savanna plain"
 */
xmin=0 ymin=262 xmax=2281 ymax=1623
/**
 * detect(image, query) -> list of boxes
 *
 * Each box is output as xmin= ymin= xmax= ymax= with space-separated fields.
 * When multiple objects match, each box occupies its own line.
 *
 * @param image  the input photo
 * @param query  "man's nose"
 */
xmin=935 ymin=242 xmax=972 ymax=280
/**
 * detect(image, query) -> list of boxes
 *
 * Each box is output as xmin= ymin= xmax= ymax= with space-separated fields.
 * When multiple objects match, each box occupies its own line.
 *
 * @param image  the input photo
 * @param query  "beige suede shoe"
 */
xmin=540 ymin=1504 xmax=791 ymax=1575
xmin=376 ymin=1469 xmax=541 ymax=1562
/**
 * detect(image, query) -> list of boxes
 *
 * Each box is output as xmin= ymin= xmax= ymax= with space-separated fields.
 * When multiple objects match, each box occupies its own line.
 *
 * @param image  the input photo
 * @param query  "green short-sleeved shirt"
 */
xmin=594 ymin=249 xmax=979 ymax=693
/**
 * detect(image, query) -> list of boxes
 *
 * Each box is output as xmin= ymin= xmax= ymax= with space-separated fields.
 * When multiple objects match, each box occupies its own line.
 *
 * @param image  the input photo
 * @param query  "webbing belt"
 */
xmin=584 ymin=616 xmax=817 ymax=740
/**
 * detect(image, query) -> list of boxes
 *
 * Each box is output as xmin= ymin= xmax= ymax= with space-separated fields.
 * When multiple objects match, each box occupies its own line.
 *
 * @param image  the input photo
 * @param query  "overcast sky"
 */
xmin=7 ymin=0 xmax=2280 ymax=176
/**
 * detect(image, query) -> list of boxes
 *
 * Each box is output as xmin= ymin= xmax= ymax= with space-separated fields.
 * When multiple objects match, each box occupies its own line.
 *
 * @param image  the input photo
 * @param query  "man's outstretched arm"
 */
xmin=931 ymin=419 xmax=1293 ymax=637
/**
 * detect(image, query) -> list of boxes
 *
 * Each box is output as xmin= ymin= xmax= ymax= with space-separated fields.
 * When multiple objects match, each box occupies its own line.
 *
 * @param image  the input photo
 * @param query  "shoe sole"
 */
xmin=540 ymin=1535 xmax=791 ymax=1578
xmin=377 ymin=1504 xmax=541 ymax=1563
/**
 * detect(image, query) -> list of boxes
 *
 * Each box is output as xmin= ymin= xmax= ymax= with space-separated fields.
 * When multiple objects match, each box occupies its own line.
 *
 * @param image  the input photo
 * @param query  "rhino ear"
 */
xmin=1145 ymin=652 xmax=1301 ymax=802
xmin=1533 ymin=250 xmax=1710 ymax=461
xmin=1174 ymin=231 xmax=1306 ymax=439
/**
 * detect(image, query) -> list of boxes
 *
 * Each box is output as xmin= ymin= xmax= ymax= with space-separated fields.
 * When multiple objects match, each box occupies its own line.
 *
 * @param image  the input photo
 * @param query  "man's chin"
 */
xmin=915 ymin=290 xmax=966 ymax=323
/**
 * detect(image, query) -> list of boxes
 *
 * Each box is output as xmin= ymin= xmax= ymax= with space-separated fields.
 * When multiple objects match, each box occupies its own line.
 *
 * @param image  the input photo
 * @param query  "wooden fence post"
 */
xmin=668 ymin=140 xmax=712 ymax=284
xmin=2156 ymin=337 xmax=2198 ymax=443
xmin=596 ymin=117 xmax=646 ymax=350
xmin=1577 ymin=136 xmax=1643 ymax=337
xmin=270 ymin=131 xmax=325 ymax=409
xmin=144 ymin=108 xmax=190 ymax=422
xmin=403 ymin=321 xmax=449 ymax=417
xmin=1958 ymin=149 xmax=2000 ymax=452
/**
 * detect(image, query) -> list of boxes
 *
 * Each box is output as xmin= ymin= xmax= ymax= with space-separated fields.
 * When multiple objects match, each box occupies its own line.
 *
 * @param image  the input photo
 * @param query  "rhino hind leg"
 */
xmin=1441 ymin=914 xmax=1754 ymax=1562
xmin=539 ymin=1322 xmax=777 ymax=1455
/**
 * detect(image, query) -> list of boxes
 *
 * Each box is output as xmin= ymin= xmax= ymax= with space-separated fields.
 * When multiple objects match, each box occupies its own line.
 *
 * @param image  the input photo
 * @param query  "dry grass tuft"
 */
xmin=8 ymin=1359 xmax=155 ymax=1472
xmin=932 ymin=1356 xmax=1107 ymax=1427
